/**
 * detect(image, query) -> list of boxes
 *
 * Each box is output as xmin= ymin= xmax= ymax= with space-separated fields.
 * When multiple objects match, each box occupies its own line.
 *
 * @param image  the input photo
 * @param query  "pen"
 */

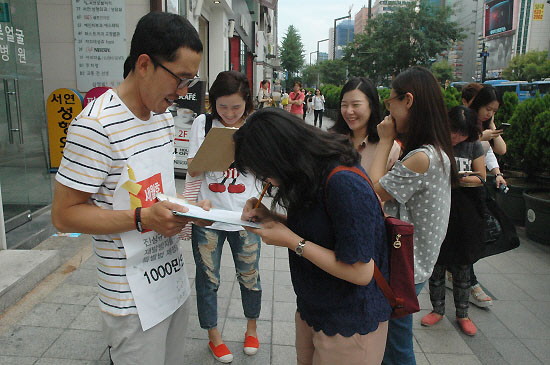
xmin=254 ymin=182 xmax=271 ymax=209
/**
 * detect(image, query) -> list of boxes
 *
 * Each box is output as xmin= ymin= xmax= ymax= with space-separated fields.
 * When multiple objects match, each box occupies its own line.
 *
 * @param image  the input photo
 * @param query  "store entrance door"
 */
xmin=0 ymin=0 xmax=52 ymax=244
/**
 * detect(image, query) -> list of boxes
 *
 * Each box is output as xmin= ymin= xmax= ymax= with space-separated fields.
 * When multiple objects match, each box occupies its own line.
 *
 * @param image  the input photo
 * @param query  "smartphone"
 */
xmin=501 ymin=123 xmax=511 ymax=129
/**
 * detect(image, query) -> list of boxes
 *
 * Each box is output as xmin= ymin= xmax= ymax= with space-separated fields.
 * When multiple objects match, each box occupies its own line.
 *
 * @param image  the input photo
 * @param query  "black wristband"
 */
xmin=496 ymin=173 xmax=503 ymax=177
xmin=135 ymin=207 xmax=143 ymax=232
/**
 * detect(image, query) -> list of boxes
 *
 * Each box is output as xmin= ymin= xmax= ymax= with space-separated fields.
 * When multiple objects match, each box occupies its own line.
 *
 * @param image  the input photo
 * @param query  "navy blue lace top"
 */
xmin=286 ymin=164 xmax=391 ymax=337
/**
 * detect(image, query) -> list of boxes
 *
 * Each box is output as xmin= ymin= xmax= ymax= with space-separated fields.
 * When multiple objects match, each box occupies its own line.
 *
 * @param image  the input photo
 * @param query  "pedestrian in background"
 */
xmin=421 ymin=105 xmax=485 ymax=336
xmin=187 ymin=71 xmax=262 ymax=364
xmin=288 ymin=82 xmax=305 ymax=117
xmin=257 ymin=79 xmax=271 ymax=109
xmin=330 ymin=77 xmax=401 ymax=172
xmin=51 ymin=12 xmax=211 ymax=365
xmin=311 ymin=89 xmax=325 ymax=127
xmin=236 ymin=108 xmax=391 ymax=365
xmin=272 ymin=79 xmax=282 ymax=108
xmin=368 ymin=66 xmax=457 ymax=365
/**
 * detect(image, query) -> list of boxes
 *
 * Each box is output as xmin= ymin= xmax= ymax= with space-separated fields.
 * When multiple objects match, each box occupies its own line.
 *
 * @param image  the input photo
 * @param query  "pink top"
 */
xmin=357 ymin=138 xmax=401 ymax=173
xmin=289 ymin=92 xmax=304 ymax=115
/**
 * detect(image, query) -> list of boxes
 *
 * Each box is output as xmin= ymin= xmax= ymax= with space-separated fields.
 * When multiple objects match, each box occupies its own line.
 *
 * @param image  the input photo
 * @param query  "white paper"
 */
xmin=156 ymin=194 xmax=261 ymax=229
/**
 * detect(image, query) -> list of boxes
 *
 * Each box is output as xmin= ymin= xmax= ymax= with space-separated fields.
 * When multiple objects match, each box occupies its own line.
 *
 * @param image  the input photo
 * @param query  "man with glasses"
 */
xmin=52 ymin=12 xmax=208 ymax=365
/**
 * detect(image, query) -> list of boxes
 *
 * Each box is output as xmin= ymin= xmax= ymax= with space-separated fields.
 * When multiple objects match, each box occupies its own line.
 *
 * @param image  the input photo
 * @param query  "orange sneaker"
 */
xmin=421 ymin=312 xmax=444 ymax=327
xmin=457 ymin=317 xmax=477 ymax=336
xmin=208 ymin=341 xmax=233 ymax=363
xmin=243 ymin=334 xmax=259 ymax=356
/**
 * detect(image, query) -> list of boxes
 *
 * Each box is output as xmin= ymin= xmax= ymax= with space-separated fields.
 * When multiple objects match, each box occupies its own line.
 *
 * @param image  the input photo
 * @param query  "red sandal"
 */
xmin=243 ymin=334 xmax=259 ymax=356
xmin=208 ymin=341 xmax=233 ymax=363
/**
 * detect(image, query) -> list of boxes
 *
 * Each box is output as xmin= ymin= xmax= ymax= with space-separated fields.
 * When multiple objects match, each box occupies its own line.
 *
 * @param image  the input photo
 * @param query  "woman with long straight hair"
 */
xmin=368 ymin=66 xmax=458 ymax=365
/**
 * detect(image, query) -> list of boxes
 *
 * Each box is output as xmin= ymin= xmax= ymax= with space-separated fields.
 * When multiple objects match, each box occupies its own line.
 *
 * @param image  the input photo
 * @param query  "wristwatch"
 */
xmin=496 ymin=173 xmax=504 ymax=177
xmin=295 ymin=239 xmax=306 ymax=257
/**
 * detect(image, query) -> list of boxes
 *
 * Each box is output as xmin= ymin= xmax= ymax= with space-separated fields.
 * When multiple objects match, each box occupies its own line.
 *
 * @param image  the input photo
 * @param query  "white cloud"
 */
xmin=277 ymin=0 xmax=360 ymax=65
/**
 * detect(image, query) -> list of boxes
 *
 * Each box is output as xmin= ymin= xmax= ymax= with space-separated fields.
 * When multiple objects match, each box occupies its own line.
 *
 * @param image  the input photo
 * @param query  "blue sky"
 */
xmin=277 ymin=0 xmax=360 ymax=64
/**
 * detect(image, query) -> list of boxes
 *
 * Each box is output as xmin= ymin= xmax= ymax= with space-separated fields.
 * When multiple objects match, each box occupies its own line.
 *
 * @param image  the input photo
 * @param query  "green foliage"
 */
xmin=319 ymin=84 xmax=343 ymax=110
xmin=301 ymin=64 xmax=320 ymax=88
xmin=502 ymin=51 xmax=550 ymax=82
xmin=431 ymin=60 xmax=454 ymax=85
xmin=443 ymin=87 xmax=461 ymax=110
xmin=318 ymin=60 xmax=347 ymax=86
xmin=505 ymin=94 xmax=550 ymax=174
xmin=525 ymin=109 xmax=550 ymax=172
xmin=378 ymin=87 xmax=391 ymax=115
xmin=280 ymin=25 xmax=305 ymax=78
xmin=494 ymin=91 xmax=518 ymax=127
xmin=343 ymin=1 xmax=464 ymax=84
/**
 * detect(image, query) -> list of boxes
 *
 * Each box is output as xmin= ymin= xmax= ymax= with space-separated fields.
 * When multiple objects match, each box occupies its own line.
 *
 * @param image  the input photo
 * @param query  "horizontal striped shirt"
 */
xmin=56 ymin=89 xmax=175 ymax=316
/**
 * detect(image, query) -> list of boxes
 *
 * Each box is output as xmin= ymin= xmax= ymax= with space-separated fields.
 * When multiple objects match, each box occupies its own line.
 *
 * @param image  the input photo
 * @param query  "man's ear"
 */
xmin=135 ymin=54 xmax=153 ymax=77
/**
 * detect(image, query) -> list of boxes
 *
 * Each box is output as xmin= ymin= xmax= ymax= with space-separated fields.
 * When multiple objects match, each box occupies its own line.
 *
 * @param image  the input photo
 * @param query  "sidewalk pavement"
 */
xmin=1 ymin=112 xmax=549 ymax=364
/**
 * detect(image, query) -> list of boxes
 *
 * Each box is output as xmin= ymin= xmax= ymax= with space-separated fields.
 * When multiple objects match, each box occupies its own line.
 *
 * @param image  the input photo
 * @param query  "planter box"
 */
xmin=495 ymin=177 xmax=539 ymax=226
xmin=523 ymin=189 xmax=550 ymax=245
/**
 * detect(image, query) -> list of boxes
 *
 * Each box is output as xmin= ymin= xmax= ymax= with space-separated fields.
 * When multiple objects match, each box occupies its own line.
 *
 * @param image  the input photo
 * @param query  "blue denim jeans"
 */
xmin=191 ymin=225 xmax=262 ymax=329
xmin=382 ymin=281 xmax=426 ymax=365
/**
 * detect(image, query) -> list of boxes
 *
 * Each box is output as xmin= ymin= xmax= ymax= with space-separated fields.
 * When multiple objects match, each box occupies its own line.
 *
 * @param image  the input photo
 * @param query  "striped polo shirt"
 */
xmin=56 ymin=89 xmax=175 ymax=317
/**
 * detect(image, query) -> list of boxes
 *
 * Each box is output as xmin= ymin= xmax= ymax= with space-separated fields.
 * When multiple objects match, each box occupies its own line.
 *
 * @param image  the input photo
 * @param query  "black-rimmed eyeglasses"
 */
xmin=149 ymin=55 xmax=200 ymax=89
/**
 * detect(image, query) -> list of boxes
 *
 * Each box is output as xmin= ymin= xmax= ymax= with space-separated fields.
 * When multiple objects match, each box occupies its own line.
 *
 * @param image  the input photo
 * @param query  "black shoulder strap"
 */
xmin=204 ymin=113 xmax=213 ymax=137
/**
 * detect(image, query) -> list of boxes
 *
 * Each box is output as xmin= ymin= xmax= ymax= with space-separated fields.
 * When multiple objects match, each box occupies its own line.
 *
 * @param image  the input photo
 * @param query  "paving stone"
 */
xmin=0 ymin=326 xmax=63 ymax=357
xmin=35 ymin=359 xmax=99 ymax=365
xmin=414 ymin=352 xmax=430 ymax=365
xmin=0 ymin=356 xmax=38 ymax=364
xmin=274 ymin=247 xmax=288 ymax=259
xmin=43 ymin=283 xmax=97 ymax=306
xmin=414 ymin=329 xmax=473 ymax=354
xmin=273 ymin=285 xmax=296 ymax=303
xmin=273 ymin=301 xmax=296 ymax=323
xmin=271 ymin=345 xmax=296 ymax=365
xmin=475 ymin=273 xmax=534 ymax=301
xmin=274 ymin=270 xmax=292 ymax=286
xmin=258 ymin=256 xmax=275 ymax=271
xmin=19 ymin=302 xmax=85 ymax=328
xmin=260 ymin=245 xmax=275 ymax=258
xmin=219 ymin=266 xmax=238 ymax=282
xmin=487 ymin=338 xmax=543 ymax=365
xmin=43 ymin=329 xmax=107 ymax=360
xmin=519 ymin=300 xmax=550 ymax=328
xmin=182 ymin=338 xmax=216 ymax=365
xmin=259 ymin=269 xmax=274 ymax=285
xmin=521 ymin=339 xmax=550 ymax=363
xmin=184 ymin=262 xmax=196 ymax=279
xmin=505 ymin=273 xmax=550 ymax=301
xmin=186 ymin=314 xmax=223 ymax=340
xmin=418 ymin=292 xmax=432 ymax=310
xmin=482 ymin=254 xmax=532 ymax=275
xmin=65 ymin=269 xmax=97 ymax=287
xmin=510 ymin=252 xmax=550 ymax=275
xmin=221 ymin=318 xmax=271 ymax=343
xmin=272 ymin=321 xmax=295 ymax=346
xmin=472 ymin=259 xmax=500 ymax=274
xmin=425 ymin=353 xmax=482 ymax=364
xmin=274 ymin=258 xmax=289 ymax=271
xmin=491 ymin=301 xmax=550 ymax=339
xmin=68 ymin=305 xmax=103 ymax=331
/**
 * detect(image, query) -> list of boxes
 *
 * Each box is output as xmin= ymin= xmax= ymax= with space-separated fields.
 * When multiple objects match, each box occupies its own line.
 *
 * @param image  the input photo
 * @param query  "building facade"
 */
xmin=0 ymin=0 xmax=279 ymax=248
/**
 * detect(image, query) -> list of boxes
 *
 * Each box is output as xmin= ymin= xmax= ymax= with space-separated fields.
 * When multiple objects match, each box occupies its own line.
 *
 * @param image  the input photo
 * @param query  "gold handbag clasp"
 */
xmin=393 ymin=234 xmax=402 ymax=249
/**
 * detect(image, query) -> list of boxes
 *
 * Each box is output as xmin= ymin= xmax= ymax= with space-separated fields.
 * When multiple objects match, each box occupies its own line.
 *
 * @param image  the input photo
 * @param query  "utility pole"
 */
xmin=480 ymin=41 xmax=489 ymax=83
xmin=317 ymin=38 xmax=329 ymax=87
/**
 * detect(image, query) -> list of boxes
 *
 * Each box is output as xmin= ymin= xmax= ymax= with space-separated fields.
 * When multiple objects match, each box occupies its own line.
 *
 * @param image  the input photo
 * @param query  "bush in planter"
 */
xmin=442 ymin=86 xmax=461 ymax=111
xmin=319 ymin=84 xmax=342 ymax=110
xmin=525 ymin=109 xmax=550 ymax=176
xmin=494 ymin=91 xmax=518 ymax=128
xmin=504 ymin=94 xmax=550 ymax=175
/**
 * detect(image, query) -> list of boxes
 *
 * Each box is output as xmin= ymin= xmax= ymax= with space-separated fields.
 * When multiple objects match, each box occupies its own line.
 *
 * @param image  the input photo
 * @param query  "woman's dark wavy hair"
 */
xmin=123 ymin=12 xmax=203 ymax=78
xmin=448 ymin=105 xmax=481 ymax=142
xmin=329 ymin=77 xmax=382 ymax=143
xmin=468 ymin=84 xmax=499 ymax=129
xmin=234 ymin=108 xmax=360 ymax=211
xmin=209 ymin=71 xmax=254 ymax=121
xmin=461 ymin=83 xmax=483 ymax=104
xmin=391 ymin=66 xmax=458 ymax=185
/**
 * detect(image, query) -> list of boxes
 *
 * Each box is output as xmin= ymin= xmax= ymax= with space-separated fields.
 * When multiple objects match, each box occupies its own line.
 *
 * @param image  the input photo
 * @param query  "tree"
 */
xmin=279 ymin=25 xmax=305 ymax=81
xmin=301 ymin=64 xmax=320 ymax=87
xmin=502 ymin=51 xmax=550 ymax=82
xmin=318 ymin=60 xmax=347 ymax=86
xmin=431 ymin=60 xmax=454 ymax=85
xmin=343 ymin=1 xmax=464 ymax=84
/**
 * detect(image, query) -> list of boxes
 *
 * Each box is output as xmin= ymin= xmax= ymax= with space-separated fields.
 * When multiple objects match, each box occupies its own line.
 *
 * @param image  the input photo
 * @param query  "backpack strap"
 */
xmin=204 ymin=113 xmax=213 ymax=137
xmin=325 ymin=165 xmax=399 ymax=309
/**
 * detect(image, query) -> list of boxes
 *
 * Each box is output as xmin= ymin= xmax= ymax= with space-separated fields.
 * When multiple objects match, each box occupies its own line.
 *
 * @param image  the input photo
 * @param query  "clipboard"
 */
xmin=188 ymin=127 xmax=237 ymax=174
xmin=156 ymin=194 xmax=261 ymax=228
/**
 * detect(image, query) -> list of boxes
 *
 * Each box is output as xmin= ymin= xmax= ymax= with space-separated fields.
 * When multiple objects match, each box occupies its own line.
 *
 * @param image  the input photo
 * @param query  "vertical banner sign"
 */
xmin=533 ymin=3 xmax=544 ymax=20
xmin=47 ymin=88 xmax=83 ymax=170
xmin=72 ymin=0 xmax=126 ymax=91
xmin=173 ymin=81 xmax=206 ymax=173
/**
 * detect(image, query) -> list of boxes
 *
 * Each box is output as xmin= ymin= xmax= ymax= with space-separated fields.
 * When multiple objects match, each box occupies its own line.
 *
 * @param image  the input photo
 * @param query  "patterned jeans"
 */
xmin=429 ymin=264 xmax=471 ymax=318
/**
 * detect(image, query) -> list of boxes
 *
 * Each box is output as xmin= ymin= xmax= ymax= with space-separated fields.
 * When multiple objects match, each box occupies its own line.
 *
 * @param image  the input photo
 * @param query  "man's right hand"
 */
xmin=142 ymin=199 xmax=212 ymax=237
